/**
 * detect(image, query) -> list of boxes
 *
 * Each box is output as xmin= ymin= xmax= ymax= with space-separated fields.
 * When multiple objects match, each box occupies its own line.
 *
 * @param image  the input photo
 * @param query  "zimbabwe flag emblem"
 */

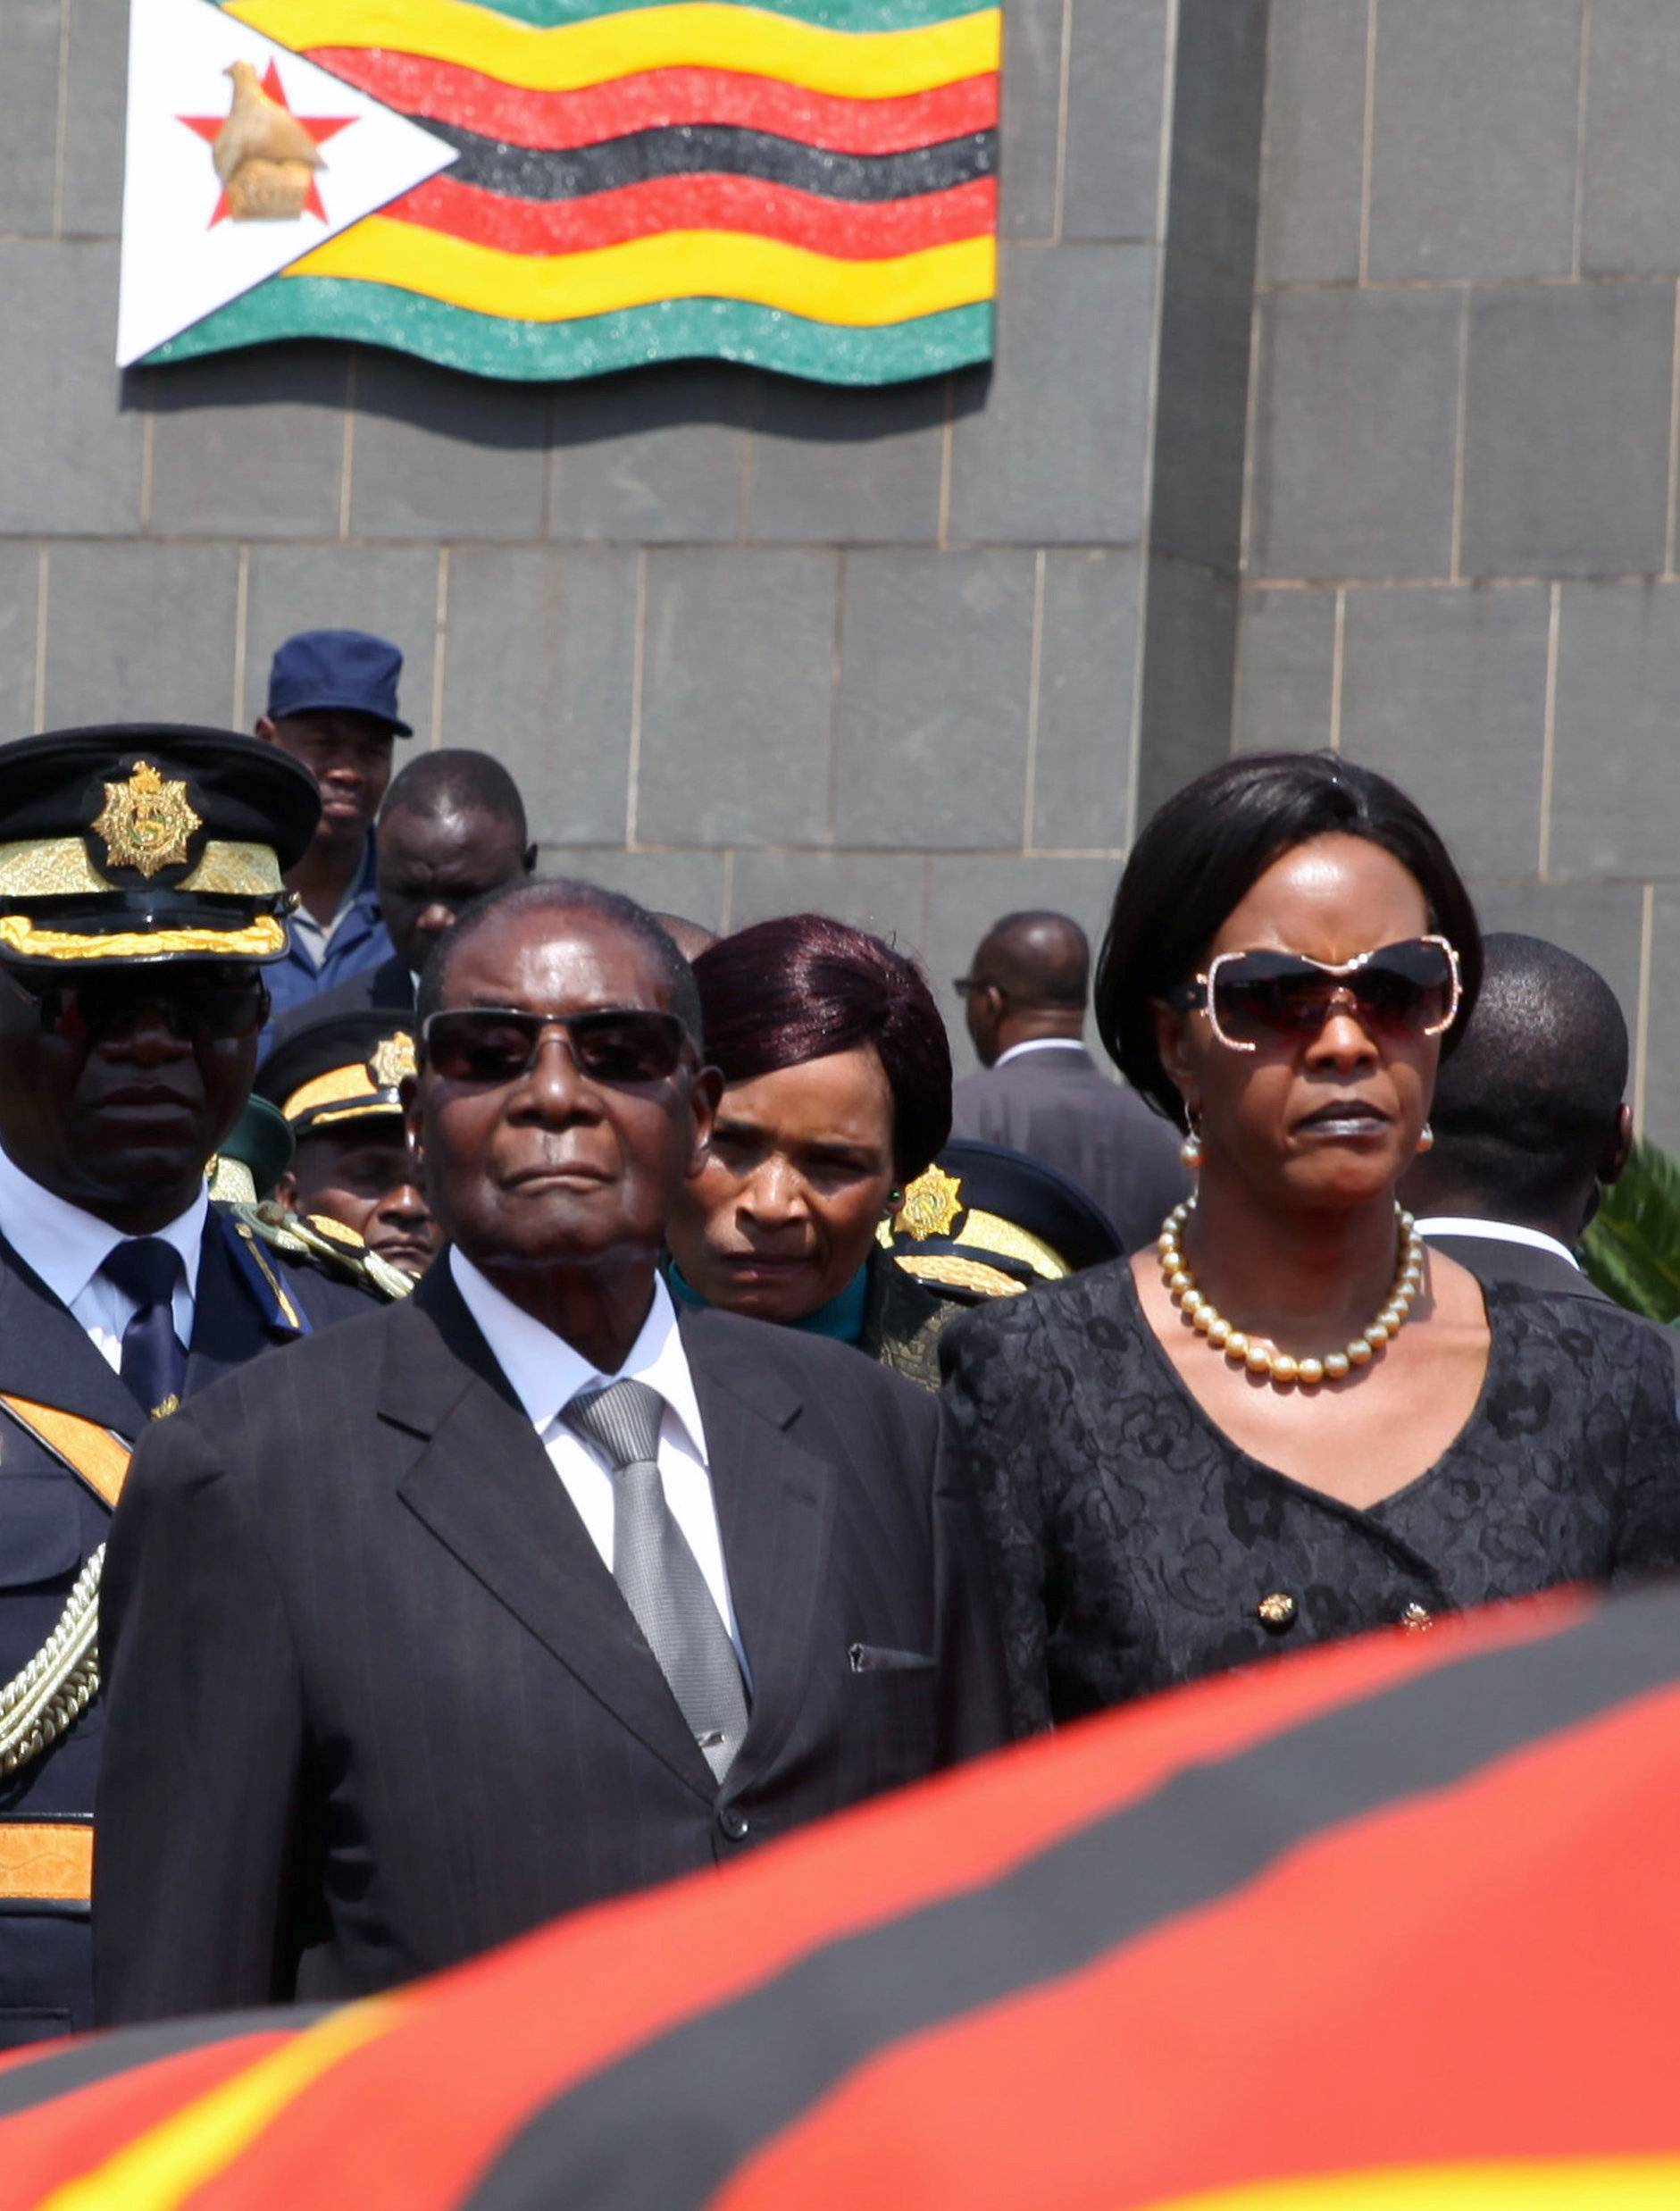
xmin=118 ymin=0 xmax=1001 ymax=384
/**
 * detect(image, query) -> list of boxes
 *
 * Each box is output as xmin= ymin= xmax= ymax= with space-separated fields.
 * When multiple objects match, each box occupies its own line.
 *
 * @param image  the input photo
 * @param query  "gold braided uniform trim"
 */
xmin=956 ymin=1207 xmax=1068 ymax=1282
xmin=0 ymin=914 xmax=286 ymax=962
xmin=0 ymin=837 xmax=282 ymax=898
xmin=282 ymin=1066 xmax=393 ymax=1122
xmin=895 ymin=1253 xmax=1031 ymax=1300
xmin=0 ymin=1396 xmax=130 ymax=1509
xmin=0 ymin=1820 xmax=93 ymax=1905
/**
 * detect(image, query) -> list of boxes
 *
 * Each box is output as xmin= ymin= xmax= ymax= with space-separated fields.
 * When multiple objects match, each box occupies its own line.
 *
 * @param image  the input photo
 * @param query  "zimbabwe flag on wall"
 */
xmin=118 ymin=0 xmax=1001 ymax=384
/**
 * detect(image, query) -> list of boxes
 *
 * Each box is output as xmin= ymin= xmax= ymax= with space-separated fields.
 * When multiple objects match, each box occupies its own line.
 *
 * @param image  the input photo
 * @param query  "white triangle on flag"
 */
xmin=117 ymin=0 xmax=458 ymax=368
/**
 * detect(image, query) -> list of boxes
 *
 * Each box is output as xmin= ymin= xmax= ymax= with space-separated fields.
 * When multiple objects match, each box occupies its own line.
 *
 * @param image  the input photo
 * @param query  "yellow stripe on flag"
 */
xmin=287 ymin=220 xmax=997 ymax=325
xmin=37 ymin=1999 xmax=402 ymax=2211
xmin=1143 ymin=2160 xmax=1680 ymax=2211
xmin=224 ymin=0 xmax=1001 ymax=96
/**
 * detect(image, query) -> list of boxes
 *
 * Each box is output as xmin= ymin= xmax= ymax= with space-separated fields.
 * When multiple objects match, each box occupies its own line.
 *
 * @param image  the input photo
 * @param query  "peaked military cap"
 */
xmin=255 ymin=1009 xmax=418 ymax=1136
xmin=885 ymin=1137 xmax=1124 ymax=1301
xmin=0 ymin=724 xmax=318 ymax=968
xmin=207 ymin=1096 xmax=297 ymax=1206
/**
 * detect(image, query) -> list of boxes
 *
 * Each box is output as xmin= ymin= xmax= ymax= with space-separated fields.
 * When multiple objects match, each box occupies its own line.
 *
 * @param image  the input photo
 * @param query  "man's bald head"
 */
xmin=960 ymin=911 xmax=1090 ymax=1064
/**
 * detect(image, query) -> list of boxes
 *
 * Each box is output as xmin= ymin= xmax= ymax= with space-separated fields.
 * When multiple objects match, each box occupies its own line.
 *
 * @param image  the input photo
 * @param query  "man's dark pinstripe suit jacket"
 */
xmin=91 ymin=1260 xmax=1011 ymax=2024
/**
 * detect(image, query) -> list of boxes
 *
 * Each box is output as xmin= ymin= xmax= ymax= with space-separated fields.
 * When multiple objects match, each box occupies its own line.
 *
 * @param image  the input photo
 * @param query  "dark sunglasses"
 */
xmin=422 ymin=1006 xmax=690 ymax=1088
xmin=951 ymin=976 xmax=996 ymax=999
xmin=4 ymin=965 xmax=270 ymax=1045
xmin=1167 ymin=935 xmax=1462 ymax=1052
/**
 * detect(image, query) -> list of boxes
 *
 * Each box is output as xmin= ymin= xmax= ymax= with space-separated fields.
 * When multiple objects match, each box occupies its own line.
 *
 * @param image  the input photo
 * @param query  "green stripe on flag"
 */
xmin=215 ymin=0 xmax=996 ymax=29
xmin=143 ymin=279 xmax=993 ymax=385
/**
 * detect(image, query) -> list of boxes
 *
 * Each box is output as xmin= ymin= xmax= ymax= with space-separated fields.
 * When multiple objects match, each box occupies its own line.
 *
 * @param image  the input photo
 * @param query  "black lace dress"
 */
xmin=939 ymin=1263 xmax=1680 ymax=1733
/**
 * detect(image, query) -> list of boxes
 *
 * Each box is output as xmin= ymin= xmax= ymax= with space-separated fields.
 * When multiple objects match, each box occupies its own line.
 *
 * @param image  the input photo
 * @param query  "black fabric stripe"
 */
xmin=464 ymin=1589 xmax=1674 ymax=2211
xmin=0 ymin=2003 xmax=331 ymax=2120
xmin=422 ymin=121 xmax=994 ymax=203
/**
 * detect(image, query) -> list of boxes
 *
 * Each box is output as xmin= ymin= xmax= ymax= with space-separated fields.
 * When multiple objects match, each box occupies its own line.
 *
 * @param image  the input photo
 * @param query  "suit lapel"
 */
xmin=0 ymin=1233 xmax=142 ymax=1437
xmin=681 ymin=1309 xmax=835 ymax=1795
xmin=386 ymin=1268 xmax=717 ymax=1801
xmin=183 ymin=1210 xmax=295 ymax=1399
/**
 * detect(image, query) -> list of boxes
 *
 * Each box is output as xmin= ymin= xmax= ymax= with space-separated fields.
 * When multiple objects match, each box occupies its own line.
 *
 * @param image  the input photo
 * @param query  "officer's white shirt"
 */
xmin=0 ymin=1139 xmax=205 ymax=1376
xmin=448 ymin=1248 xmax=746 ymax=1667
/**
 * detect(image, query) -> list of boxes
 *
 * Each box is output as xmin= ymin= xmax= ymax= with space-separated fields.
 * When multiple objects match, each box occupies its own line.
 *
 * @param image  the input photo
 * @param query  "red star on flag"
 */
xmin=178 ymin=62 xmax=355 ymax=227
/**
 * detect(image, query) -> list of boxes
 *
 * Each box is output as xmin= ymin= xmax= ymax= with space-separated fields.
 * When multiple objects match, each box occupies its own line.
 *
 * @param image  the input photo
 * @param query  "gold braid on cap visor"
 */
xmin=0 ymin=839 xmax=282 ymax=899
xmin=0 ymin=915 xmax=287 ymax=962
xmin=282 ymin=1065 xmax=404 ymax=1128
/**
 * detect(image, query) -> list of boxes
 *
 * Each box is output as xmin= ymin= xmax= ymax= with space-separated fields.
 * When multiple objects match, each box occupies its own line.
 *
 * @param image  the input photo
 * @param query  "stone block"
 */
xmin=1031 ymin=549 xmax=1140 ymax=850
xmin=1151 ymin=254 xmax=1253 ymax=572
xmin=532 ymin=847 xmax=729 ymax=934
xmin=1367 ymin=0 xmax=1579 ymax=281
xmin=728 ymin=850 xmax=930 ymax=957
xmin=1550 ymin=583 xmax=1680 ymax=878
xmin=1582 ymin=0 xmax=1680 ymax=275
xmin=0 ymin=243 xmax=143 ymax=535
xmin=1475 ymin=880 xmax=1647 ymax=1051
xmin=1256 ymin=0 xmax=1367 ymax=285
xmin=1062 ymin=0 xmax=1169 ymax=244
xmin=926 ymin=853 xmax=1120 ymax=1073
xmin=1232 ymin=588 xmax=1337 ymax=755
xmin=1638 ymin=891 xmax=1680 ymax=1152
xmin=999 ymin=0 xmax=1066 ymax=240
xmin=144 ymin=345 xmax=348 ymax=539
xmin=42 ymin=544 xmax=238 ymax=728
xmin=0 ymin=547 xmax=41 ymax=742
xmin=60 ymin=0 xmax=129 ymax=237
xmin=349 ymin=353 xmax=548 ymax=540
xmin=636 ymin=549 xmax=837 ymax=846
xmin=1164 ymin=0 xmax=1268 ymax=278
xmin=949 ymin=243 xmax=1154 ymax=545
xmin=1249 ymin=288 xmax=1461 ymax=581
xmin=1135 ymin=556 xmax=1238 ymax=830
xmin=439 ymin=548 xmax=638 ymax=847
xmin=550 ymin=364 xmax=749 ymax=544
xmin=834 ymin=550 xmax=1037 ymax=849
xmin=243 ymin=545 xmax=440 ymax=737
xmin=1461 ymin=283 xmax=1672 ymax=580
xmin=748 ymin=377 xmax=946 ymax=545
xmin=1339 ymin=584 xmax=1550 ymax=878
xmin=0 ymin=0 xmax=61 ymax=237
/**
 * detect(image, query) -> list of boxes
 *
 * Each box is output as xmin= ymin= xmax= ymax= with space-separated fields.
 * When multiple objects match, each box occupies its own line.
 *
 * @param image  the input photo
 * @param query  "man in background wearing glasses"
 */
xmin=94 ymin=877 xmax=1009 ymax=2025
xmin=0 ymin=723 xmax=398 ymax=2049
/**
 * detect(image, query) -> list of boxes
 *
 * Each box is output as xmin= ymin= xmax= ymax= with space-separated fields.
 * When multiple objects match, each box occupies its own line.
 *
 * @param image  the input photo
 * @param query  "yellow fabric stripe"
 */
xmin=37 ymin=1999 xmax=400 ymax=2211
xmin=0 ymin=1821 xmax=93 ymax=1905
xmin=0 ymin=1397 xmax=130 ymax=1508
xmin=224 ymin=0 xmax=1001 ymax=96
xmin=288 ymin=221 xmax=995 ymax=325
xmin=1146 ymin=2160 xmax=1680 ymax=2210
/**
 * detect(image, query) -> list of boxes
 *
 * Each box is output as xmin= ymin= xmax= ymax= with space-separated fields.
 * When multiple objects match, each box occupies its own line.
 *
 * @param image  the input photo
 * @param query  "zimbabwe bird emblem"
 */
xmin=91 ymin=760 xmax=204 ymax=878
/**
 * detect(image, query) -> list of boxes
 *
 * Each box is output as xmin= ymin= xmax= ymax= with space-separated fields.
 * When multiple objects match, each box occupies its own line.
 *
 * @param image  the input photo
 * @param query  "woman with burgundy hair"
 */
xmin=665 ymin=913 xmax=957 ymax=1386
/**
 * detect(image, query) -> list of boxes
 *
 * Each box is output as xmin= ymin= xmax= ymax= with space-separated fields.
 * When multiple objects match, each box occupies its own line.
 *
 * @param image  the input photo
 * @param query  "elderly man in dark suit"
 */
xmin=950 ymin=911 xmax=1186 ymax=1252
xmin=1400 ymin=934 xmax=1674 ymax=1368
xmin=95 ymin=880 xmax=1009 ymax=2024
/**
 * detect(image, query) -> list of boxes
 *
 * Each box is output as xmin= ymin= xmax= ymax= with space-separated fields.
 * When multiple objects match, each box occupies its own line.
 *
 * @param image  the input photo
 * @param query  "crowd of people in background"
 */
xmin=0 ymin=624 xmax=1672 ymax=2046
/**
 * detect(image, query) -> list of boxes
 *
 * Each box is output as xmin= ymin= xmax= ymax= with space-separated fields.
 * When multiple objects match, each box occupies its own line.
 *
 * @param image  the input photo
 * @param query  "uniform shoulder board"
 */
xmin=225 ymin=1200 xmax=416 ymax=1303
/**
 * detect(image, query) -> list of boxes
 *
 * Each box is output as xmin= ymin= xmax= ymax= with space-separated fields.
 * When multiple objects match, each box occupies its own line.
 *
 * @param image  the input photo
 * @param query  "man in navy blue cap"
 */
xmin=255 ymin=629 xmax=413 ymax=1026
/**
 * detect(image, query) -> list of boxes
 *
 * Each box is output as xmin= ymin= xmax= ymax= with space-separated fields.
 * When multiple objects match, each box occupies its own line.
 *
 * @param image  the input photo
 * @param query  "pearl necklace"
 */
xmin=1157 ymin=1200 xmax=1425 ymax=1388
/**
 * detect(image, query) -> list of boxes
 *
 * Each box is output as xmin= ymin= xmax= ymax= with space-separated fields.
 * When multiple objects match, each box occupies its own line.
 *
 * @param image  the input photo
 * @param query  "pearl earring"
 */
xmin=1417 ymin=1122 xmax=1435 ymax=1155
xmin=1180 ymin=1117 xmax=1204 ymax=1170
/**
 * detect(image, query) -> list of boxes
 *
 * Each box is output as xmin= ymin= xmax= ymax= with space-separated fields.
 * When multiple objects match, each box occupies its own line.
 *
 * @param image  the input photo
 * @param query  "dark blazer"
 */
xmin=1425 ymin=1227 xmax=1680 ymax=1385
xmin=949 ymin=1048 xmax=1187 ymax=1254
xmin=0 ymin=1210 xmax=374 ymax=2049
xmin=94 ymin=1261 xmax=1011 ymax=2025
xmin=263 ymin=952 xmax=414 ymax=1057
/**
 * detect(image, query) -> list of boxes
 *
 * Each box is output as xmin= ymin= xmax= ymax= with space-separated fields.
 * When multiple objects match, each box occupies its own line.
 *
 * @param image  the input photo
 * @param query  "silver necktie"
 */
xmin=564 ymin=1378 xmax=748 ymax=1784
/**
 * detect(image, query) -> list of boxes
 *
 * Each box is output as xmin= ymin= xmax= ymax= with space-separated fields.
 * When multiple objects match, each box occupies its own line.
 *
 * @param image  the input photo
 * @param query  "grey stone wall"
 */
xmin=0 ymin=0 xmax=1267 ymax=1074
xmin=1241 ymin=0 xmax=1680 ymax=1143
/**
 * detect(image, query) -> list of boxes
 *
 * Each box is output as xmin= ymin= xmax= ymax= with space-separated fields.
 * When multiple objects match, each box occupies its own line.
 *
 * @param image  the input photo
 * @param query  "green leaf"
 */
xmin=1581 ymin=1141 xmax=1680 ymax=1324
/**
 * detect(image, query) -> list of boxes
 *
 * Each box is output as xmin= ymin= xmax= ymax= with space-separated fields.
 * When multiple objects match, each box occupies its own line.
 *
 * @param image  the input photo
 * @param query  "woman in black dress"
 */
xmin=941 ymin=753 xmax=1680 ymax=1731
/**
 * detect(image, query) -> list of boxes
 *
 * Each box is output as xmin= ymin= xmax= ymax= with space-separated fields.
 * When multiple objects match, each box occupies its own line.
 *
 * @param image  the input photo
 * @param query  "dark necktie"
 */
xmin=100 ymin=1238 xmax=188 ymax=1420
xmin=564 ymin=1378 xmax=748 ymax=1784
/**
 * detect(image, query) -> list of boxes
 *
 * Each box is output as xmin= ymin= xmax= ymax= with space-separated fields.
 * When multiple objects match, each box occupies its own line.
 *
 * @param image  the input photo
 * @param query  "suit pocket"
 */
xmin=0 ymin=1482 xmax=84 ymax=1589
xmin=848 ymin=1641 xmax=934 ymax=1675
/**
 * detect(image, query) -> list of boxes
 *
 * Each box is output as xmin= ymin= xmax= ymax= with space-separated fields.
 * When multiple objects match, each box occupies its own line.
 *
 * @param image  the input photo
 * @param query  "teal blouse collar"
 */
xmin=665 ymin=1258 xmax=871 ymax=1344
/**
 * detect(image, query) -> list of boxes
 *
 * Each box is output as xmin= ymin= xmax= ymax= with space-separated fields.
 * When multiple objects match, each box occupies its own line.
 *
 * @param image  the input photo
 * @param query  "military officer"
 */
xmin=0 ymin=723 xmax=394 ymax=2047
xmin=255 ymin=1009 xmax=440 ymax=1282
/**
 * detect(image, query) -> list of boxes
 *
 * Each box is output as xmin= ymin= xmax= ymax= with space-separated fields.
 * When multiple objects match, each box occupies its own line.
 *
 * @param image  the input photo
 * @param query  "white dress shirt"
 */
xmin=1415 ymin=1216 xmax=1581 ymax=1272
xmin=448 ymin=1249 xmax=747 ymax=1668
xmin=0 ymin=1139 xmax=207 ymax=1374
xmin=993 ymin=1037 xmax=1089 ymax=1069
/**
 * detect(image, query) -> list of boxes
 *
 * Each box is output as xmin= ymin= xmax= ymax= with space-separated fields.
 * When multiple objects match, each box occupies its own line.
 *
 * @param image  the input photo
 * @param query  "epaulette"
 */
xmin=225 ymin=1200 xmax=416 ymax=1303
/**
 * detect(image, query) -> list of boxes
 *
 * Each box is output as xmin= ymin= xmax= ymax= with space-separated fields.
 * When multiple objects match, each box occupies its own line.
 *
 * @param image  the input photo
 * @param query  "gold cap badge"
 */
xmin=90 ymin=761 xmax=204 ymax=879
xmin=894 ymin=1163 xmax=965 ymax=1243
xmin=368 ymin=1033 xmax=418 ymax=1090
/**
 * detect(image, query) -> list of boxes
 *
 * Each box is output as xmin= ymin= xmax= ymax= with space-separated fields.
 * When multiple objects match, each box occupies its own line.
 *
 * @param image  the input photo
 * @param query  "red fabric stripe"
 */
xmin=304 ymin=49 xmax=999 ymax=153
xmin=380 ymin=171 xmax=997 ymax=257
xmin=170 ymin=1604 xmax=1584 ymax=2211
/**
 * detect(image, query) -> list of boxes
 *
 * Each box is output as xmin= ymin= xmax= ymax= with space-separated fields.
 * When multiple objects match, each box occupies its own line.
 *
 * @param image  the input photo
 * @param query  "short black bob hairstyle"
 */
xmin=693 ymin=914 xmax=952 ymax=1184
xmin=1094 ymin=751 xmax=1483 ymax=1126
